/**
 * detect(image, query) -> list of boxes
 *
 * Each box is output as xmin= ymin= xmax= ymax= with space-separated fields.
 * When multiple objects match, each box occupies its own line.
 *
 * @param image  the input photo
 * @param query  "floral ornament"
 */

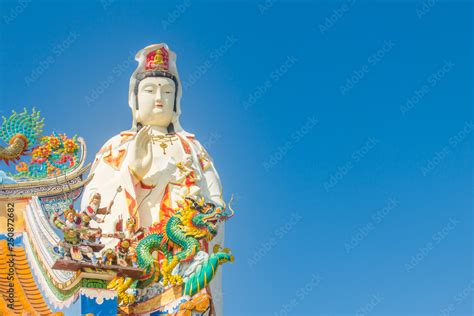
xmin=46 ymin=161 xmax=60 ymax=177
xmin=15 ymin=161 xmax=28 ymax=172
xmin=63 ymin=139 xmax=78 ymax=153
xmin=0 ymin=108 xmax=82 ymax=180
xmin=58 ymin=154 xmax=75 ymax=168
xmin=32 ymin=145 xmax=52 ymax=159
xmin=46 ymin=136 xmax=61 ymax=149
xmin=10 ymin=132 xmax=81 ymax=180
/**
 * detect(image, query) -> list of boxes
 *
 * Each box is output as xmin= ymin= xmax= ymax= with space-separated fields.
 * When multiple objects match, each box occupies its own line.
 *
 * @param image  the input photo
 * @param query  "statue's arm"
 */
xmin=140 ymin=159 xmax=176 ymax=188
xmin=53 ymin=217 xmax=65 ymax=230
xmin=97 ymin=206 xmax=109 ymax=215
xmin=129 ymin=126 xmax=153 ymax=181
xmin=81 ymin=132 xmax=129 ymax=210
xmin=190 ymin=139 xmax=224 ymax=206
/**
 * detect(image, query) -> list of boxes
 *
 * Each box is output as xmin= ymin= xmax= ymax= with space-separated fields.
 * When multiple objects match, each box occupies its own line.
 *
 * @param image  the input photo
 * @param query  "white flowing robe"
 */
xmin=81 ymin=129 xmax=225 ymax=314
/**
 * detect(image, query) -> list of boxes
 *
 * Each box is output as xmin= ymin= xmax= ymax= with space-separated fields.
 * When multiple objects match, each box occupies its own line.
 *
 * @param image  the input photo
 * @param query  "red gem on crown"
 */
xmin=145 ymin=47 xmax=169 ymax=71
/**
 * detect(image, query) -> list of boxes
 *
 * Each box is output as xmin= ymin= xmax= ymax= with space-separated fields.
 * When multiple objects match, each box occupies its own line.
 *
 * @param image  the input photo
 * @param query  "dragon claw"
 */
xmin=213 ymin=244 xmax=221 ymax=253
xmin=169 ymin=274 xmax=183 ymax=285
xmin=108 ymin=276 xmax=136 ymax=305
xmin=161 ymin=256 xmax=183 ymax=286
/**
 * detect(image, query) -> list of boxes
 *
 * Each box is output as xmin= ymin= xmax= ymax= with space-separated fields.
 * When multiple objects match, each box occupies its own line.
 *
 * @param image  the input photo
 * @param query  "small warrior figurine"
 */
xmin=124 ymin=217 xmax=145 ymax=242
xmin=82 ymin=193 xmax=113 ymax=224
xmin=102 ymin=249 xmax=117 ymax=266
xmin=53 ymin=207 xmax=79 ymax=236
xmin=53 ymin=205 xmax=80 ymax=230
xmin=53 ymin=207 xmax=83 ymax=261
xmin=116 ymin=239 xmax=132 ymax=267
xmin=110 ymin=217 xmax=144 ymax=245
xmin=79 ymin=212 xmax=103 ymax=245
xmin=173 ymin=154 xmax=201 ymax=199
xmin=101 ymin=217 xmax=144 ymax=267
xmin=115 ymin=217 xmax=144 ymax=266
xmin=127 ymin=249 xmax=138 ymax=268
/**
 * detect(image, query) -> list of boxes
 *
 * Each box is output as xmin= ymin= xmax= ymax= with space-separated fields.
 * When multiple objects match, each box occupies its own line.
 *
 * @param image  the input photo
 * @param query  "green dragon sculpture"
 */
xmin=108 ymin=197 xmax=234 ymax=305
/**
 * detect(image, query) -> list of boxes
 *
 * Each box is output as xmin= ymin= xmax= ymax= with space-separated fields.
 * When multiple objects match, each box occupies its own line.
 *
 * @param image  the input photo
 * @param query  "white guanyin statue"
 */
xmin=81 ymin=44 xmax=226 ymax=314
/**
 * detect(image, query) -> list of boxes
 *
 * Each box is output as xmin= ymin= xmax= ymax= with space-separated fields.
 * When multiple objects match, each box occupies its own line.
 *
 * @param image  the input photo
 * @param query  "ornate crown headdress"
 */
xmin=145 ymin=47 xmax=169 ymax=72
xmin=132 ymin=44 xmax=179 ymax=118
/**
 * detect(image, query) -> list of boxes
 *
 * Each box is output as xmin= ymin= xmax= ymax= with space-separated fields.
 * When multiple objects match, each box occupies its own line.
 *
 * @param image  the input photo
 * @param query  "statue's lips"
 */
xmin=155 ymin=103 xmax=163 ymax=108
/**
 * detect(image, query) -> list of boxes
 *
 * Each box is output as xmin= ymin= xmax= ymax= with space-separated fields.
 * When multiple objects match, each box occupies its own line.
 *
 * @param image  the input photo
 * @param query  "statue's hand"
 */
xmin=129 ymin=126 xmax=153 ymax=180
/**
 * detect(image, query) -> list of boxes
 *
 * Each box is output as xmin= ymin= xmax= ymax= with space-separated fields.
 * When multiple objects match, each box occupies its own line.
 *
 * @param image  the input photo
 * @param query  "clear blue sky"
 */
xmin=0 ymin=0 xmax=472 ymax=315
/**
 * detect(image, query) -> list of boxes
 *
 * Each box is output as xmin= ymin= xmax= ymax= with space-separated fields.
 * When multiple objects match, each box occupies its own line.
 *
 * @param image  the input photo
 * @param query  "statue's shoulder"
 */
xmin=95 ymin=130 xmax=137 ymax=156
xmin=178 ymin=132 xmax=212 ymax=152
xmin=89 ymin=130 xmax=137 ymax=175
xmin=176 ymin=131 xmax=203 ymax=150
xmin=177 ymin=130 xmax=195 ymax=139
xmin=176 ymin=132 xmax=217 ymax=168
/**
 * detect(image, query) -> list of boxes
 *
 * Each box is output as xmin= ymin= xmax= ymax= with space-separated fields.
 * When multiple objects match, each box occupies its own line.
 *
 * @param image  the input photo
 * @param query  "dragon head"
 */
xmin=185 ymin=196 xmax=235 ymax=241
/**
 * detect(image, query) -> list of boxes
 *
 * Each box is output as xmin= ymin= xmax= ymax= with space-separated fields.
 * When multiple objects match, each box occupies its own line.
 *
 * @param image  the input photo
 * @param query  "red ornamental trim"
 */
xmin=176 ymin=134 xmax=191 ymax=154
xmin=139 ymin=181 xmax=155 ymax=189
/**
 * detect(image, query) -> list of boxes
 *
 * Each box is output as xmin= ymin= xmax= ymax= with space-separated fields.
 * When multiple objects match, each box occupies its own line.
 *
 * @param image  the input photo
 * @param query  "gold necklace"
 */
xmin=151 ymin=134 xmax=178 ymax=155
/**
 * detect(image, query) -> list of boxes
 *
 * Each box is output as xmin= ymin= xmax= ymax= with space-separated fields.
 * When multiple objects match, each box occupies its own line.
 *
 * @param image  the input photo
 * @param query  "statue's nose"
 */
xmin=154 ymin=90 xmax=162 ymax=102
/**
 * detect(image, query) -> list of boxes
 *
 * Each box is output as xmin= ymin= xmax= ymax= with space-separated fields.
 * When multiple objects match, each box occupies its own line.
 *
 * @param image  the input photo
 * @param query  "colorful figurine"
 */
xmin=102 ymin=248 xmax=117 ymax=266
xmin=103 ymin=216 xmax=145 ymax=267
xmin=53 ymin=207 xmax=85 ymax=261
xmin=173 ymin=154 xmax=202 ymax=199
xmin=82 ymin=192 xmax=113 ymax=224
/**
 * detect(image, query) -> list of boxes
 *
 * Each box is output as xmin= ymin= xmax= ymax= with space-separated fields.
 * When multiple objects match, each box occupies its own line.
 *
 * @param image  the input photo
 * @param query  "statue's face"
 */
xmin=91 ymin=197 xmax=100 ymax=208
xmin=81 ymin=213 xmax=91 ymax=223
xmin=137 ymin=77 xmax=176 ymax=127
xmin=66 ymin=213 xmax=75 ymax=222
xmin=184 ymin=155 xmax=193 ymax=166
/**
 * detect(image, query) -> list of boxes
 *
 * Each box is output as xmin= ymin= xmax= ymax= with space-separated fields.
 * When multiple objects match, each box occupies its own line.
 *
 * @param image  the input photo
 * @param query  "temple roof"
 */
xmin=0 ymin=239 xmax=63 ymax=315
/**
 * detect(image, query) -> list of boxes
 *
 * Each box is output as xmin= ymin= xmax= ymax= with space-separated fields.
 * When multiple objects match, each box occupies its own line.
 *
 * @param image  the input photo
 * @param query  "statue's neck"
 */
xmin=148 ymin=125 xmax=169 ymax=135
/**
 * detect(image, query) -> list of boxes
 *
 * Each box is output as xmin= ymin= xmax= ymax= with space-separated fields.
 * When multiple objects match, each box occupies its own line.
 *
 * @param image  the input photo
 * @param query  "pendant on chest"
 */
xmin=151 ymin=134 xmax=179 ymax=155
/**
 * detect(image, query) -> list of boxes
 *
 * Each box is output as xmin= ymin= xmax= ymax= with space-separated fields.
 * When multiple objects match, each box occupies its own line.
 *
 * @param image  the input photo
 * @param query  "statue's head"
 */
xmin=90 ymin=193 xmax=101 ymax=206
xmin=64 ymin=208 xmax=77 ymax=222
xmin=136 ymin=76 xmax=176 ymax=127
xmin=184 ymin=154 xmax=193 ymax=166
xmin=126 ymin=217 xmax=136 ymax=232
xmin=80 ymin=212 xmax=91 ymax=224
xmin=129 ymin=44 xmax=182 ymax=133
